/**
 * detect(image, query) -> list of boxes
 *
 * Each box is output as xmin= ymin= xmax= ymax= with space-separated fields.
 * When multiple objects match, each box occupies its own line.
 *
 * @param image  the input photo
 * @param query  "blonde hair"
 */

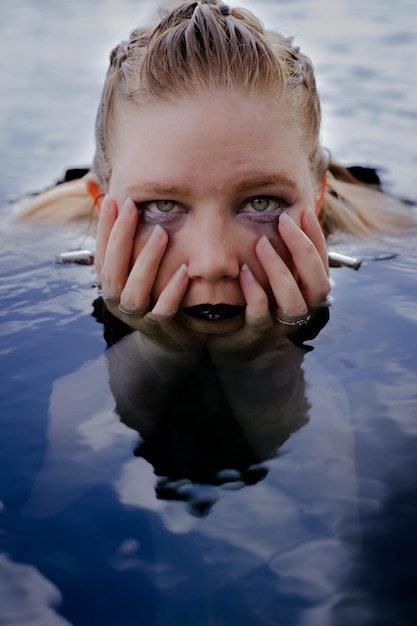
xmin=17 ymin=0 xmax=415 ymax=237
xmin=93 ymin=0 xmax=326 ymax=187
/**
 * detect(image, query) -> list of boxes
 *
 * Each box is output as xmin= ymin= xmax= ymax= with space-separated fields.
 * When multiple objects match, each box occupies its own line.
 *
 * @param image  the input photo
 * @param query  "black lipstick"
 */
xmin=182 ymin=304 xmax=245 ymax=321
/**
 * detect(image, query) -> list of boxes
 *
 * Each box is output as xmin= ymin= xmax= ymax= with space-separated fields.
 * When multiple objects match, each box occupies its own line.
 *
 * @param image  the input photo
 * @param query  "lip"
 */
xmin=182 ymin=304 xmax=245 ymax=322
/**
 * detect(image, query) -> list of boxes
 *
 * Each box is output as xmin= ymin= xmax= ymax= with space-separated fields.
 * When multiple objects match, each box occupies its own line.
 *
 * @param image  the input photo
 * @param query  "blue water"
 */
xmin=1 ymin=1 xmax=417 ymax=625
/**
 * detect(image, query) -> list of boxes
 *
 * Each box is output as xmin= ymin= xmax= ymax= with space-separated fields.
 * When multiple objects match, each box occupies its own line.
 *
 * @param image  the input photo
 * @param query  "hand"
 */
xmin=208 ymin=206 xmax=330 ymax=357
xmin=95 ymin=195 xmax=206 ymax=358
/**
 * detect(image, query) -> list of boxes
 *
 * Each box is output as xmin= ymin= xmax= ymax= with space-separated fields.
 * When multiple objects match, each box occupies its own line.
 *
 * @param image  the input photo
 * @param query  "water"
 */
xmin=1 ymin=1 xmax=417 ymax=625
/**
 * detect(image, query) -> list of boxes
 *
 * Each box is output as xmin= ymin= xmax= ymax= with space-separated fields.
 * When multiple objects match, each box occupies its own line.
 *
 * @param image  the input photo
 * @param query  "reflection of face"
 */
xmin=109 ymin=91 xmax=318 ymax=333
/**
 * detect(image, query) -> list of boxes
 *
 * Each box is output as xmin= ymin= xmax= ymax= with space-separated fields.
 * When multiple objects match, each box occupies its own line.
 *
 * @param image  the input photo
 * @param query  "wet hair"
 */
xmin=93 ymin=0 xmax=328 ymax=188
xmin=16 ymin=0 xmax=416 ymax=237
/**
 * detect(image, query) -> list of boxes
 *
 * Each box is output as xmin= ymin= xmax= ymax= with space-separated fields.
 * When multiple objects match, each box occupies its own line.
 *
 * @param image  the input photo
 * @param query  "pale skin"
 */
xmin=87 ymin=91 xmax=330 ymax=357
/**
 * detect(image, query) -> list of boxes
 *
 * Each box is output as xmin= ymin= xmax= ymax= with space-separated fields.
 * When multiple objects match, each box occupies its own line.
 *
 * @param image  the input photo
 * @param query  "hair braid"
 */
xmin=17 ymin=0 xmax=417 ymax=237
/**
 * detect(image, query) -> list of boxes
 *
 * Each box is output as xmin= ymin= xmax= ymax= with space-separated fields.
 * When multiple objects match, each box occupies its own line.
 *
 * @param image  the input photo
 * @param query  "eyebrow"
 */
xmin=233 ymin=175 xmax=298 ymax=193
xmin=125 ymin=174 xmax=297 ymax=198
xmin=126 ymin=183 xmax=193 ymax=197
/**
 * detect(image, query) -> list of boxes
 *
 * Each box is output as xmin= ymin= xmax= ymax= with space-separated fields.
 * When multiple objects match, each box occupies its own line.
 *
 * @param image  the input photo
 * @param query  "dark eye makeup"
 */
xmin=134 ymin=200 xmax=185 ymax=225
xmin=134 ymin=194 xmax=292 ymax=225
xmin=239 ymin=195 xmax=289 ymax=213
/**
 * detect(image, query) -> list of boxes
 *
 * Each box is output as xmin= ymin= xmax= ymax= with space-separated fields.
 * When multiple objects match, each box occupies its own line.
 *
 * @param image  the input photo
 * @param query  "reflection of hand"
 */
xmin=95 ymin=195 xmax=205 ymax=357
xmin=208 ymin=207 xmax=330 ymax=357
xmin=212 ymin=340 xmax=309 ymax=460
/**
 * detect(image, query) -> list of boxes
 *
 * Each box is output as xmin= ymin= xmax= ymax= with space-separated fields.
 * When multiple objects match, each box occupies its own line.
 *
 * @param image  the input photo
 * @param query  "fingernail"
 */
xmin=258 ymin=236 xmax=275 ymax=255
xmin=279 ymin=213 xmax=298 ymax=231
xmin=240 ymin=263 xmax=252 ymax=275
xmin=174 ymin=264 xmax=188 ymax=282
xmin=240 ymin=263 xmax=255 ymax=283
xmin=119 ymin=197 xmax=136 ymax=217
xmin=98 ymin=194 xmax=110 ymax=215
xmin=304 ymin=205 xmax=316 ymax=220
xmin=149 ymin=223 xmax=166 ymax=243
xmin=125 ymin=197 xmax=136 ymax=210
xmin=101 ymin=192 xmax=113 ymax=208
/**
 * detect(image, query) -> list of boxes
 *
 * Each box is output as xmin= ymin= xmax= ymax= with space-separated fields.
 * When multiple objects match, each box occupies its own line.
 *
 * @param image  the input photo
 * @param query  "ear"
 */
xmin=314 ymin=174 xmax=327 ymax=216
xmin=85 ymin=172 xmax=105 ymax=213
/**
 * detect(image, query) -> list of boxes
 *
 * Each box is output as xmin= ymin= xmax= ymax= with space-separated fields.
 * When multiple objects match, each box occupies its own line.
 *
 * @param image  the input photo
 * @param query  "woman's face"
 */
xmin=108 ymin=91 xmax=320 ymax=333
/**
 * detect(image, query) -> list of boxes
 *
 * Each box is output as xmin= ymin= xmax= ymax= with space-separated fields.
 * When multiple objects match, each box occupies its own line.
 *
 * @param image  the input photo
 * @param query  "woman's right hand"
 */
xmin=95 ymin=194 xmax=206 ymax=358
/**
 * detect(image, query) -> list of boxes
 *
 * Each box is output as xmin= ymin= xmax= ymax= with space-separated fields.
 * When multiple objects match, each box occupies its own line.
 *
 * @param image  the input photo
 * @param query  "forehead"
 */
xmin=110 ymin=92 xmax=310 ymax=189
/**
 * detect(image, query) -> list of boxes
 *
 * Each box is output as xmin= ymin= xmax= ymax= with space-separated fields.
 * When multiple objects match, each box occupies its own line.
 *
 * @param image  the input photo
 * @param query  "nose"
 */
xmin=186 ymin=215 xmax=240 ymax=283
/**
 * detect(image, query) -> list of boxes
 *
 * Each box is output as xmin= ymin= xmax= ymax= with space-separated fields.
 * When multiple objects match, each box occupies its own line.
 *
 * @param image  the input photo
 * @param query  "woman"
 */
xmin=18 ymin=0 xmax=415 ymax=357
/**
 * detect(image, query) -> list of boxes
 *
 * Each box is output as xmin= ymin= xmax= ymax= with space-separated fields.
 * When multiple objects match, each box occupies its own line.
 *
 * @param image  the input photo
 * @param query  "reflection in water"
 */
xmin=21 ymin=293 xmax=364 ymax=622
xmin=103 ymin=308 xmax=316 ymax=517
xmin=1 ymin=0 xmax=417 ymax=622
xmin=12 ymin=248 xmax=414 ymax=623
xmin=24 ymin=300 xmax=329 ymax=519
xmin=0 ymin=553 xmax=71 ymax=626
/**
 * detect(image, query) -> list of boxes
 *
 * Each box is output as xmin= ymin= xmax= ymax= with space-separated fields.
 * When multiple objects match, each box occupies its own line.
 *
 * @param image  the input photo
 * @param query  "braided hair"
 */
xmin=93 ymin=0 xmax=326 ymax=188
xmin=19 ymin=0 xmax=414 ymax=236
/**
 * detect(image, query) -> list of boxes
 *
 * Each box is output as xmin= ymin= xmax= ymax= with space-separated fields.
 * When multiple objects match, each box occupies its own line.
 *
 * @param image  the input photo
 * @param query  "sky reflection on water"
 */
xmin=1 ymin=1 xmax=417 ymax=625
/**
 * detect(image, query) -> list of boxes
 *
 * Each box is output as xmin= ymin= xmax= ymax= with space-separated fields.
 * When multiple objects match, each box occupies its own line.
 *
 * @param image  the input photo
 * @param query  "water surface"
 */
xmin=1 ymin=1 xmax=417 ymax=624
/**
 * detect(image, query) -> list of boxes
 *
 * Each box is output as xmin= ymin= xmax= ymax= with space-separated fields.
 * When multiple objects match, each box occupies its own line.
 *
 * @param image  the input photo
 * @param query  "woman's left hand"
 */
xmin=208 ymin=206 xmax=330 ymax=357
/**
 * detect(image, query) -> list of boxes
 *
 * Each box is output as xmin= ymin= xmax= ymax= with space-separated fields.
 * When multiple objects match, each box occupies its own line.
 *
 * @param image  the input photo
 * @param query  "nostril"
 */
xmin=187 ymin=251 xmax=240 ymax=281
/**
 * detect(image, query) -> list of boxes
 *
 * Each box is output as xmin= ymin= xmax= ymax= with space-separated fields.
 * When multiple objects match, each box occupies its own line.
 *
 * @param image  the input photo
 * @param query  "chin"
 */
xmin=175 ymin=311 xmax=245 ymax=335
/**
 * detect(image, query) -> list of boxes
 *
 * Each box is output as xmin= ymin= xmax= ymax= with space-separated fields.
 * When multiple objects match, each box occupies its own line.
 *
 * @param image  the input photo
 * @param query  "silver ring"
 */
xmin=275 ymin=311 xmax=311 ymax=327
xmin=118 ymin=304 xmax=149 ymax=316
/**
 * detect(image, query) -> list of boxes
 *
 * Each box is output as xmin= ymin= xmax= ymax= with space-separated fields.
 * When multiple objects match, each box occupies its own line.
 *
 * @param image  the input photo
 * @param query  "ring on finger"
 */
xmin=275 ymin=310 xmax=311 ymax=327
xmin=118 ymin=303 xmax=149 ymax=316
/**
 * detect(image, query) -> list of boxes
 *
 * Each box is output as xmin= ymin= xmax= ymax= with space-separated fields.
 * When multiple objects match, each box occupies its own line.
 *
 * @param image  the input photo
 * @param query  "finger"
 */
xmin=207 ymin=265 xmax=276 ymax=356
xmin=95 ymin=194 xmax=117 ymax=282
xmin=100 ymin=197 xmax=138 ymax=298
xmin=104 ymin=296 xmax=204 ymax=358
xmin=239 ymin=264 xmax=273 ymax=328
xmin=301 ymin=206 xmax=329 ymax=274
xmin=239 ymin=263 xmax=268 ymax=315
xmin=278 ymin=212 xmax=331 ymax=307
xmin=120 ymin=224 xmax=168 ymax=311
xmin=149 ymin=264 xmax=189 ymax=317
xmin=119 ymin=265 xmax=205 ymax=358
xmin=256 ymin=235 xmax=308 ymax=315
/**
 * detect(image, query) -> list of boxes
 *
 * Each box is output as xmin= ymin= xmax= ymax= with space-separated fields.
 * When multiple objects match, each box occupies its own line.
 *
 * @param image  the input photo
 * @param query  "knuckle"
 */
xmin=119 ymin=291 xmax=136 ymax=310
